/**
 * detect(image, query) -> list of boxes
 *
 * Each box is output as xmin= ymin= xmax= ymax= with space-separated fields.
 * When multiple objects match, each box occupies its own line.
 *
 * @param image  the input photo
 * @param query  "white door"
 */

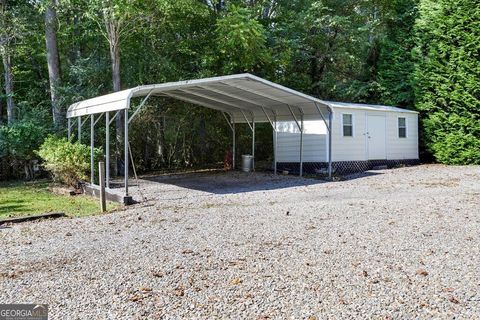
xmin=367 ymin=115 xmax=386 ymax=160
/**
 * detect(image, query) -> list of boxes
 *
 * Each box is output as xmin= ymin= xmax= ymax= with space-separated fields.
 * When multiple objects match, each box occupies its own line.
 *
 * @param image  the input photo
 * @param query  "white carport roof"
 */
xmin=67 ymin=73 xmax=333 ymax=123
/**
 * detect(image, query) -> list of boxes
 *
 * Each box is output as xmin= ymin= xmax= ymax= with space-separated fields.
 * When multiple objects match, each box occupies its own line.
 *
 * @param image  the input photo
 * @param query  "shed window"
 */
xmin=398 ymin=117 xmax=407 ymax=138
xmin=342 ymin=114 xmax=353 ymax=137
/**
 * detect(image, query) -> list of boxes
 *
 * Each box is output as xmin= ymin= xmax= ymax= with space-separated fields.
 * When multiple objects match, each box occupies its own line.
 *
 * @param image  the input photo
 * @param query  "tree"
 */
xmin=413 ymin=0 xmax=480 ymax=164
xmin=214 ymin=5 xmax=270 ymax=73
xmin=0 ymin=0 xmax=16 ymax=124
xmin=44 ymin=0 xmax=63 ymax=129
xmin=375 ymin=0 xmax=418 ymax=107
xmin=86 ymin=0 xmax=141 ymax=174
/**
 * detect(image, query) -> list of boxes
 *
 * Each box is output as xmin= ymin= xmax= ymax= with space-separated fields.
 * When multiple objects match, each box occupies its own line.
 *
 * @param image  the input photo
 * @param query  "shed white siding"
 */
xmin=275 ymin=107 xmax=418 ymax=163
xmin=275 ymin=121 xmax=327 ymax=162
xmin=385 ymin=112 xmax=419 ymax=159
xmin=330 ymin=108 xmax=368 ymax=161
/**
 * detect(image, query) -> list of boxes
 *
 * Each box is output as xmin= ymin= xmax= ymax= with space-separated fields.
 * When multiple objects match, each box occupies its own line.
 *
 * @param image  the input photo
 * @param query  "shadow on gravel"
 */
xmin=140 ymin=170 xmax=325 ymax=194
xmin=342 ymin=171 xmax=384 ymax=181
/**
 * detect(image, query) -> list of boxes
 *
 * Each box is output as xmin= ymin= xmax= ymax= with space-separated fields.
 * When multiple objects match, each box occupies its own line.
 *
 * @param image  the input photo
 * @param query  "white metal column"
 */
xmin=105 ymin=111 xmax=110 ymax=188
xmin=287 ymin=105 xmax=304 ymax=177
xmin=124 ymin=109 xmax=129 ymax=197
xmin=232 ymin=118 xmax=236 ymax=170
xmin=274 ymin=115 xmax=277 ymax=175
xmin=299 ymin=114 xmax=304 ymax=177
xmin=252 ymin=118 xmax=255 ymax=171
xmin=77 ymin=117 xmax=81 ymax=142
xmin=90 ymin=115 xmax=94 ymax=184
xmin=261 ymin=106 xmax=277 ymax=175
xmin=328 ymin=111 xmax=333 ymax=179
xmin=222 ymin=112 xmax=236 ymax=171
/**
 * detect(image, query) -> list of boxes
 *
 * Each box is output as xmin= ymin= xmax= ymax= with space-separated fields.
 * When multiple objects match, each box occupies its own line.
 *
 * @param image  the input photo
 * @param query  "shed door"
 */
xmin=366 ymin=115 xmax=386 ymax=160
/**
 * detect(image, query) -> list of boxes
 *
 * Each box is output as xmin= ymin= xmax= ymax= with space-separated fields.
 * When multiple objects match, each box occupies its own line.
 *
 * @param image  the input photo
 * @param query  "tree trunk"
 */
xmin=0 ymin=74 xmax=3 ymax=125
xmin=1 ymin=48 xmax=14 ymax=125
xmin=109 ymin=37 xmax=124 ymax=175
xmin=45 ymin=0 xmax=62 ymax=129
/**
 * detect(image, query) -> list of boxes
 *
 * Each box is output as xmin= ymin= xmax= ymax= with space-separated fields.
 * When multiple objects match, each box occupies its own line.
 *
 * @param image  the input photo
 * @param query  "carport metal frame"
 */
xmin=67 ymin=74 xmax=334 ymax=198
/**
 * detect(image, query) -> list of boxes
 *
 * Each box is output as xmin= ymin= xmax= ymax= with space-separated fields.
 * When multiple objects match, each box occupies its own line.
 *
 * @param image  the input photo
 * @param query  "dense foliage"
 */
xmin=37 ymin=136 xmax=102 ymax=187
xmin=0 ymin=0 xmax=478 ymax=180
xmin=413 ymin=0 xmax=480 ymax=164
xmin=0 ymin=117 xmax=48 ymax=179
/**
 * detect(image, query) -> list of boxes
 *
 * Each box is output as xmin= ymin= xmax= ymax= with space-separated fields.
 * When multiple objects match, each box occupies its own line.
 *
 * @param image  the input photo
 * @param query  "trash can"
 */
xmin=241 ymin=155 xmax=253 ymax=172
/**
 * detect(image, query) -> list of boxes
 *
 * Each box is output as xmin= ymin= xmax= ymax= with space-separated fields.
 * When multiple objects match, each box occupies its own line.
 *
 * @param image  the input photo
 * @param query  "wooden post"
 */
xmin=99 ymin=161 xmax=106 ymax=212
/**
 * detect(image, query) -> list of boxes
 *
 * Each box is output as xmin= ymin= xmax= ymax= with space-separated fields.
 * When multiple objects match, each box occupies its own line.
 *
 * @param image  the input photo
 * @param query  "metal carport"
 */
xmin=66 ymin=73 xmax=333 ymax=198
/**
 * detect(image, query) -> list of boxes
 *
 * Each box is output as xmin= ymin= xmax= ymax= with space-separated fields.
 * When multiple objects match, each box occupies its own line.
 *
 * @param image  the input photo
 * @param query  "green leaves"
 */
xmin=0 ymin=120 xmax=47 ymax=161
xmin=37 ymin=135 xmax=103 ymax=187
xmin=214 ymin=5 xmax=270 ymax=73
xmin=413 ymin=0 xmax=480 ymax=164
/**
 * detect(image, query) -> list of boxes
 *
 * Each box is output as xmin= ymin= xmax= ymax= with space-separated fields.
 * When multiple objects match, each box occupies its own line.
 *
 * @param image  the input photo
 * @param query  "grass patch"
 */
xmin=0 ymin=180 xmax=118 ymax=219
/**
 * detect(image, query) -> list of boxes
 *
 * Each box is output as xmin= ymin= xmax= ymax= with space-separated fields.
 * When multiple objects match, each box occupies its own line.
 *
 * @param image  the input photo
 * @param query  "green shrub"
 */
xmin=421 ymin=113 xmax=480 ymax=165
xmin=0 ymin=120 xmax=48 ymax=179
xmin=37 ymin=136 xmax=103 ymax=187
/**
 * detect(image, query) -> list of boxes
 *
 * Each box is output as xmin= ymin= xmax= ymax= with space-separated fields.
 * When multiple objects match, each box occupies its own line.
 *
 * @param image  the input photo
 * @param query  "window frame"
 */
xmin=342 ymin=113 xmax=354 ymax=137
xmin=398 ymin=116 xmax=407 ymax=138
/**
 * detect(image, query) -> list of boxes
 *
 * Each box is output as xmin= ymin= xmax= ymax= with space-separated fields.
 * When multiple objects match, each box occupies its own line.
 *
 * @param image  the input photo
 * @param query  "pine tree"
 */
xmin=376 ymin=0 xmax=418 ymax=108
xmin=413 ymin=0 xmax=480 ymax=164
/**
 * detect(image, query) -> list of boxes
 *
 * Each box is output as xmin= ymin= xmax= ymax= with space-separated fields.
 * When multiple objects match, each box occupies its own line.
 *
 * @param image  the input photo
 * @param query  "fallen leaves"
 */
xmin=448 ymin=296 xmax=460 ymax=304
xmin=174 ymin=288 xmax=185 ymax=297
xmin=416 ymin=269 xmax=428 ymax=276
xmin=128 ymin=287 xmax=153 ymax=302
xmin=128 ymin=294 xmax=143 ymax=302
xmin=151 ymin=270 xmax=165 ymax=278
xmin=231 ymin=278 xmax=243 ymax=285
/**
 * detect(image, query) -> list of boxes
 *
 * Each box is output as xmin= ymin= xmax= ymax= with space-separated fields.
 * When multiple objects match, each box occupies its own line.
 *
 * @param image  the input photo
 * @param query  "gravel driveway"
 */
xmin=1 ymin=165 xmax=479 ymax=319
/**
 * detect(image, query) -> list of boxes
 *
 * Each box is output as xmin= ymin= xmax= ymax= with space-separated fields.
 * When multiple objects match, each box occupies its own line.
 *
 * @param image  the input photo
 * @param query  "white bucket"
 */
xmin=241 ymin=155 xmax=253 ymax=172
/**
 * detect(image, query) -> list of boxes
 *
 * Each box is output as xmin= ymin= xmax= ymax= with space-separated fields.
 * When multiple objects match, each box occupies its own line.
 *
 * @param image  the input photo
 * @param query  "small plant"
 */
xmin=37 ymin=136 xmax=103 ymax=188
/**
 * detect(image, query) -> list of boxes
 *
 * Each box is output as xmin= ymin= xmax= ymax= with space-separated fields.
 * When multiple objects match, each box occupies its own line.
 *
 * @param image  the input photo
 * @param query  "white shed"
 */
xmin=275 ymin=102 xmax=419 ymax=174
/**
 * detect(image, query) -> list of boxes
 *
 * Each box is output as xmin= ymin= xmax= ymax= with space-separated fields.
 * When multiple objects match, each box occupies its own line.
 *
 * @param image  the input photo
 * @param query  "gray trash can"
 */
xmin=241 ymin=155 xmax=253 ymax=172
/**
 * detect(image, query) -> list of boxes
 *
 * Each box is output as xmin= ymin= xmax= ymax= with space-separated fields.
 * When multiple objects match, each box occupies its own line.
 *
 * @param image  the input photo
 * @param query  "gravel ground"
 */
xmin=1 ymin=164 xmax=479 ymax=319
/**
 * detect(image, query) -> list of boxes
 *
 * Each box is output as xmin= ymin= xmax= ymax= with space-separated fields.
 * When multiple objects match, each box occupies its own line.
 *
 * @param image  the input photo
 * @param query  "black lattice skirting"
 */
xmin=276 ymin=159 xmax=420 ymax=175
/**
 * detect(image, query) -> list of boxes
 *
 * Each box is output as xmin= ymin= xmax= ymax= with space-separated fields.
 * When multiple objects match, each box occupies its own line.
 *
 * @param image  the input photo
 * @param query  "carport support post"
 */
xmin=105 ymin=112 xmax=110 ymax=188
xmin=90 ymin=115 xmax=94 ymax=184
xmin=252 ymin=118 xmax=255 ymax=171
xmin=67 ymin=118 xmax=71 ymax=140
xmin=274 ymin=114 xmax=277 ymax=175
xmin=124 ymin=109 xmax=129 ymax=197
xmin=77 ymin=116 xmax=81 ymax=143
xmin=232 ymin=119 xmax=236 ymax=170
xmin=299 ymin=114 xmax=304 ymax=177
xmin=328 ymin=111 xmax=333 ymax=179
